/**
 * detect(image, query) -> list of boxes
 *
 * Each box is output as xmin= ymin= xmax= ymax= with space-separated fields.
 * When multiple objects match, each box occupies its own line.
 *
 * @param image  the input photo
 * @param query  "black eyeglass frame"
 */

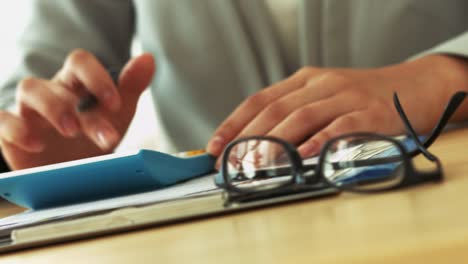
xmin=220 ymin=133 xmax=442 ymax=196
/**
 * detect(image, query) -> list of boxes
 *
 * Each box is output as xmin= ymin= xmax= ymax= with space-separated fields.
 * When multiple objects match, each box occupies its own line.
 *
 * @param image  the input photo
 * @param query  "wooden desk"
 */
xmin=1 ymin=128 xmax=468 ymax=263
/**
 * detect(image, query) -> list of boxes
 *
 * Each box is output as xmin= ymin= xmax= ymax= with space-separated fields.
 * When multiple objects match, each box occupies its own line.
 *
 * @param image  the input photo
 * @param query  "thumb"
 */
xmin=110 ymin=53 xmax=155 ymax=134
xmin=118 ymin=53 xmax=156 ymax=105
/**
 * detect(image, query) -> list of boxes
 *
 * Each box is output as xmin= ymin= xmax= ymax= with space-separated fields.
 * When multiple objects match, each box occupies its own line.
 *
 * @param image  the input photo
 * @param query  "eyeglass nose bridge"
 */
xmin=294 ymin=164 xmax=323 ymax=185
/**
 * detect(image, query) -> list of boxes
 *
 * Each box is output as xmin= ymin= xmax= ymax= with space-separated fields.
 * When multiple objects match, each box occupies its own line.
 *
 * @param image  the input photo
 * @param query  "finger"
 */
xmin=117 ymin=53 xmax=156 ymax=120
xmin=207 ymin=68 xmax=321 ymax=156
xmin=0 ymin=111 xmax=44 ymax=152
xmin=56 ymin=49 xmax=120 ymax=112
xmin=263 ymin=91 xmax=363 ymax=142
xmin=235 ymin=75 xmax=348 ymax=139
xmin=16 ymin=78 xmax=81 ymax=137
xmin=297 ymin=110 xmax=382 ymax=158
xmin=78 ymin=111 xmax=120 ymax=150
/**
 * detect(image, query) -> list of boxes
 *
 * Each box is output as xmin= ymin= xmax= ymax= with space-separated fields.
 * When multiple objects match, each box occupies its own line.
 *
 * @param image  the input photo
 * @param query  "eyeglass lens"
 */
xmin=224 ymin=139 xmax=294 ymax=191
xmin=322 ymin=136 xmax=406 ymax=191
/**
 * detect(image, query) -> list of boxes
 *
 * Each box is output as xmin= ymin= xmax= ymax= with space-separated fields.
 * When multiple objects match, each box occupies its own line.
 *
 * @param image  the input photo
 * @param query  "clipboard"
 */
xmin=0 ymin=178 xmax=339 ymax=253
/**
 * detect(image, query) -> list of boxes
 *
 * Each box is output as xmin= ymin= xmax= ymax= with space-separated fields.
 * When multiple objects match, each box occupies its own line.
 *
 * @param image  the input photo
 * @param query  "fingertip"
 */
xmin=3 ymin=135 xmax=45 ymax=153
xmin=215 ymin=158 xmax=222 ymax=170
xmin=26 ymin=137 xmax=46 ymax=152
xmin=139 ymin=52 xmax=156 ymax=64
xmin=59 ymin=113 xmax=81 ymax=138
xmin=298 ymin=140 xmax=320 ymax=158
xmin=0 ymin=112 xmax=45 ymax=153
xmin=119 ymin=53 xmax=156 ymax=101
xmin=129 ymin=52 xmax=156 ymax=75
xmin=94 ymin=126 xmax=120 ymax=151
xmin=206 ymin=135 xmax=225 ymax=157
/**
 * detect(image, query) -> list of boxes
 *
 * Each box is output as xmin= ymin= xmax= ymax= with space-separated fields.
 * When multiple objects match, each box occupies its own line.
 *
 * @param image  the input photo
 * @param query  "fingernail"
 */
xmin=60 ymin=115 xmax=79 ymax=137
xmin=96 ymin=128 xmax=118 ymax=150
xmin=298 ymin=141 xmax=319 ymax=158
xmin=207 ymin=136 xmax=225 ymax=156
xmin=28 ymin=138 xmax=45 ymax=152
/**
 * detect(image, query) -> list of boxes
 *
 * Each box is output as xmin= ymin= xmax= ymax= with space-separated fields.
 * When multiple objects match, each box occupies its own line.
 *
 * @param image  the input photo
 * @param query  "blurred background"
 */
xmin=0 ymin=1 xmax=30 ymax=81
xmin=0 ymin=1 xmax=170 ymax=153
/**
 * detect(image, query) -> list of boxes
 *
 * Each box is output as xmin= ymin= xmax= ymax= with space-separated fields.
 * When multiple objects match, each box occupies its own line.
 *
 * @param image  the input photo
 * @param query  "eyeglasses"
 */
xmin=216 ymin=91 xmax=467 ymax=203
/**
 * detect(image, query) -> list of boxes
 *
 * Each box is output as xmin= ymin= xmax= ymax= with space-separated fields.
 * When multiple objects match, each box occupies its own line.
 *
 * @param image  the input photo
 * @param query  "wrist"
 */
xmin=376 ymin=54 xmax=468 ymax=132
xmin=424 ymin=54 xmax=468 ymax=89
xmin=415 ymin=54 xmax=468 ymax=94
xmin=419 ymin=54 xmax=468 ymax=121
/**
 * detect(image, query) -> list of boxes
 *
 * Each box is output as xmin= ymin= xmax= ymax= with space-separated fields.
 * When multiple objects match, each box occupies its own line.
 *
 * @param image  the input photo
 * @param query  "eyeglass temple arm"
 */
xmin=393 ymin=92 xmax=435 ymax=160
xmin=420 ymin=91 xmax=467 ymax=148
xmin=402 ymin=156 xmax=444 ymax=187
xmin=393 ymin=91 xmax=467 ymax=159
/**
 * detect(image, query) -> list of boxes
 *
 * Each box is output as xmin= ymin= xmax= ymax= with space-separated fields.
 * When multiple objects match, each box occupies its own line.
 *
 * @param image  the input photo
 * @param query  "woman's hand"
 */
xmin=207 ymin=55 xmax=468 ymax=160
xmin=0 ymin=49 xmax=155 ymax=170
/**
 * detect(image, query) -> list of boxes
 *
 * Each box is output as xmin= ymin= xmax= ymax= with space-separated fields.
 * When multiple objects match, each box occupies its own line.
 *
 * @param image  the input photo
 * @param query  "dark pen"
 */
xmin=76 ymin=69 xmax=120 ymax=112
